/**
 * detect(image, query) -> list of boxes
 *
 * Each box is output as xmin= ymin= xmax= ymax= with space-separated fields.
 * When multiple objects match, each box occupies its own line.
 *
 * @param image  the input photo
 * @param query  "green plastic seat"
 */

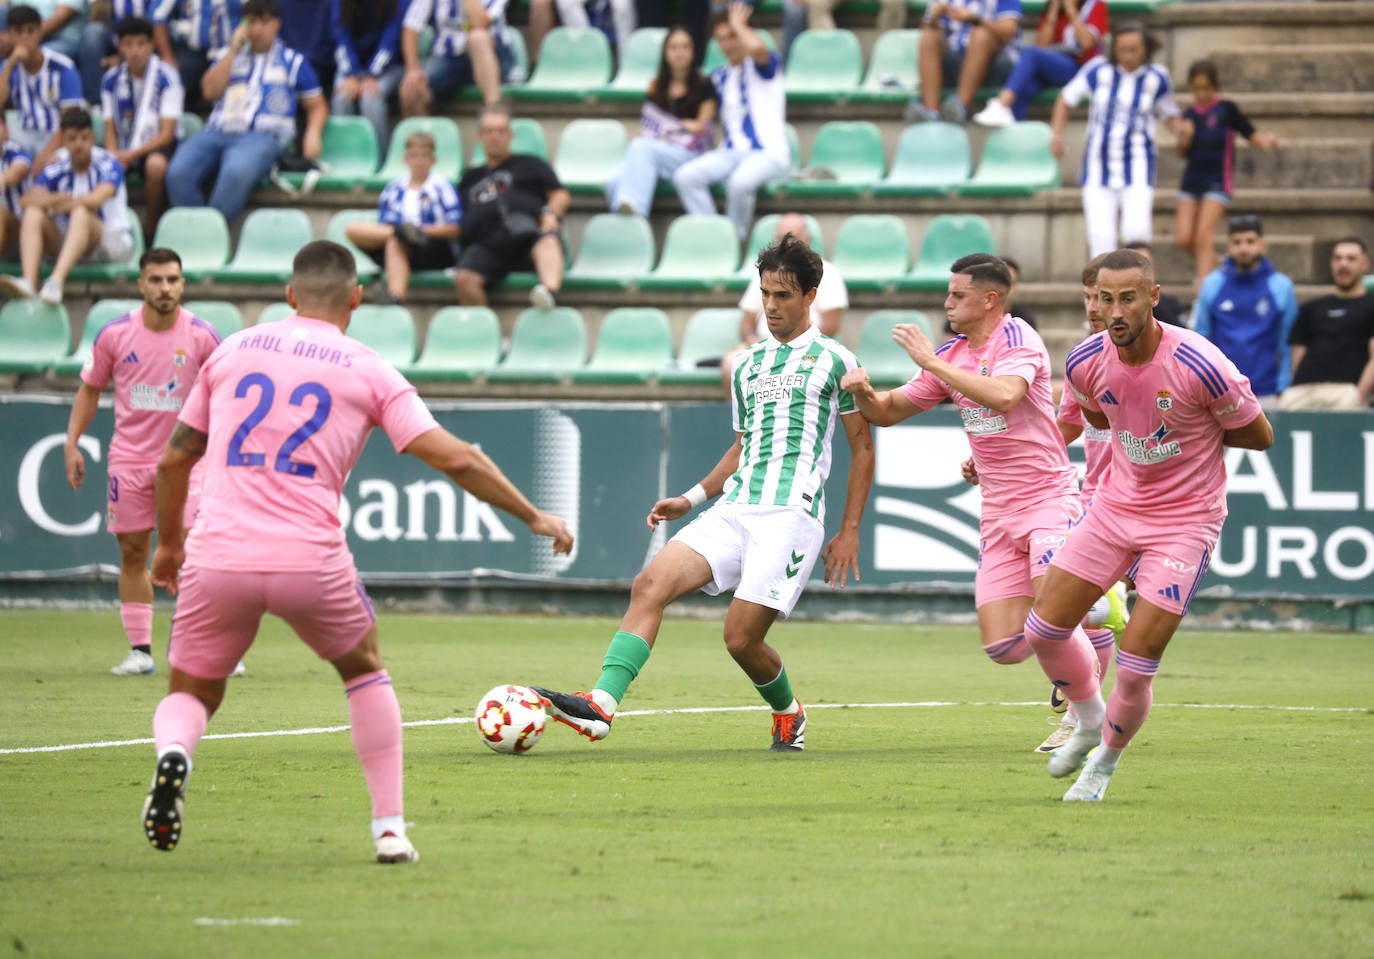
xmin=741 ymin=213 xmax=823 ymax=275
xmin=553 ymin=118 xmax=628 ymax=192
xmin=702 ymin=28 xmax=777 ymax=73
xmin=405 ymin=306 xmax=500 ymax=382
xmin=780 ymin=120 xmax=884 ymax=197
xmin=657 ymin=308 xmax=740 ymax=384
xmin=345 ymin=304 xmax=417 ymax=367
xmin=960 ymin=121 xmax=1061 ymax=196
xmin=324 ymin=208 xmax=383 ymax=281
xmin=875 ymin=122 xmax=971 ymax=195
xmin=831 ymin=214 xmax=911 ymax=291
xmin=152 ymin=207 xmax=231 ymax=279
xmin=180 ymin=111 xmax=203 ymax=138
xmin=485 ymin=307 xmax=587 ymax=382
xmin=282 ymin=115 xmax=378 ymax=191
xmin=257 ymin=302 xmax=295 ymax=325
xmin=571 ymin=307 xmax=674 ymax=383
xmin=52 ymin=299 xmax=141 ymax=375
xmin=786 ymin=122 xmax=801 ymax=174
xmin=784 ymin=30 xmax=862 ymax=99
xmin=857 ymin=310 xmax=933 ymax=386
xmin=566 ymin=213 xmax=655 ymax=289
xmin=860 ymin=29 xmax=920 ymax=94
xmin=469 ymin=117 xmax=548 ymax=166
xmin=905 ymin=214 xmax=996 ymax=290
xmin=214 ymin=208 xmax=314 ymax=283
xmin=0 ymin=300 xmax=70 ymax=373
xmin=610 ymin=28 xmax=667 ymax=92
xmin=639 ymin=214 xmax=739 ymax=289
xmin=518 ymin=27 xmax=612 ymax=95
xmin=184 ymin=300 xmax=244 ymax=339
xmin=366 ymin=116 xmax=462 ymax=189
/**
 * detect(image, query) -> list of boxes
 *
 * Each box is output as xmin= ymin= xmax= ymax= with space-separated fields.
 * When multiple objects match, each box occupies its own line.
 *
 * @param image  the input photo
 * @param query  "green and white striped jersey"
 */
xmin=724 ymin=325 xmax=859 ymax=521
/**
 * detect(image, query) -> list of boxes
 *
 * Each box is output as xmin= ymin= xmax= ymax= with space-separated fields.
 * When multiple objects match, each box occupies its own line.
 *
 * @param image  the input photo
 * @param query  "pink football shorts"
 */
xmin=106 ymin=462 xmax=206 ymax=535
xmin=975 ymin=493 xmax=1082 ymax=607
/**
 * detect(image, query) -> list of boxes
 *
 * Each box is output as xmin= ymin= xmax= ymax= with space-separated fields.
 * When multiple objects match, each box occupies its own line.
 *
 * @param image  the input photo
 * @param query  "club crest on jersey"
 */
xmin=979 ymin=357 xmax=990 ymax=377
xmin=173 ymin=348 xmax=187 ymax=368
xmin=801 ymin=354 xmax=817 ymax=369
xmin=1156 ymin=389 xmax=1173 ymax=412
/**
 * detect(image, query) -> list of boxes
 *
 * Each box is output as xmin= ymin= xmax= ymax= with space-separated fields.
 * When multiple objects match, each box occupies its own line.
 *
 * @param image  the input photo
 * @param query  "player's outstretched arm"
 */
xmin=839 ymin=367 xmax=921 ymax=426
xmin=647 ymin=435 xmax=743 ymax=529
xmin=822 ymin=413 xmax=874 ymax=588
xmin=63 ymin=382 xmax=101 ymax=490
xmin=152 ymin=422 xmax=207 ymax=595
xmin=1222 ymin=412 xmax=1274 ymax=451
xmin=404 ymin=427 xmax=574 ymax=554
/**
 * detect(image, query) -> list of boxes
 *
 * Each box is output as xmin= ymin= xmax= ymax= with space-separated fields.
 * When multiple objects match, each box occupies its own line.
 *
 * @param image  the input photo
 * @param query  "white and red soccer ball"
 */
xmin=475 ymin=685 xmax=548 ymax=754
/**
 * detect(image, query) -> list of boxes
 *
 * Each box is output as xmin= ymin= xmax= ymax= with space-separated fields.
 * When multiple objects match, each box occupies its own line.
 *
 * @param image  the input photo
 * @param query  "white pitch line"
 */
xmin=0 ymin=700 xmax=1365 ymax=756
xmin=193 ymin=918 xmax=300 ymax=927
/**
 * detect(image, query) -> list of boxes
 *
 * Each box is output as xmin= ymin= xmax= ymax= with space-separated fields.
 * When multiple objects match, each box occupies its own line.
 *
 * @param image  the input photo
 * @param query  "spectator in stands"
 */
xmin=1174 ymin=59 xmax=1278 ymax=287
xmin=633 ymin=0 xmax=709 ymax=70
xmin=904 ymin=0 xmax=1022 ymax=126
xmin=719 ymin=211 xmax=846 ymax=393
xmin=11 ymin=0 xmax=107 ymax=104
xmin=0 ymin=126 xmax=31 ymax=259
xmin=100 ymin=16 xmax=182 ymax=236
xmin=1123 ymin=242 xmax=1185 ymax=326
xmin=606 ymin=27 xmax=715 ymax=218
xmin=554 ymin=0 xmax=637 ymax=56
xmin=972 ymin=0 xmax=1108 ymax=127
xmin=346 ymin=130 xmax=461 ymax=306
xmin=1192 ymin=214 xmax=1297 ymax=407
xmin=1281 ymin=237 xmax=1374 ymax=410
xmin=672 ymin=4 xmax=786 ymax=243
xmin=161 ymin=0 xmax=242 ymax=115
xmin=276 ymin=0 xmax=336 ymax=96
xmin=82 ymin=1 xmax=181 ymax=107
xmin=165 ymin=0 xmax=325 ymax=226
xmin=331 ymin=0 xmax=404 ymax=158
xmin=399 ymin=0 xmax=514 ymax=117
xmin=0 ymin=107 xmax=133 ymax=304
xmin=452 ymin=102 xmax=568 ymax=311
xmin=777 ymin=0 xmax=905 ymax=64
xmin=1050 ymin=21 xmax=1182 ymax=257
xmin=0 ymin=5 xmax=84 ymax=173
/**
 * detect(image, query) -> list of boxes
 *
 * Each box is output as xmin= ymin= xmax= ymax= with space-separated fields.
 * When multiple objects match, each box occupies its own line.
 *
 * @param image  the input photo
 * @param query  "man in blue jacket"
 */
xmin=1192 ymin=214 xmax=1298 ymax=406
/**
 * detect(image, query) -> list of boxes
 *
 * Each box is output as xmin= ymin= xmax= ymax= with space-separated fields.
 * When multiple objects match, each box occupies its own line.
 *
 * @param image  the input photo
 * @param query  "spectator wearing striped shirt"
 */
xmin=399 ymin=0 xmax=514 ymax=117
xmin=164 ymin=0 xmax=325 ymax=225
xmin=972 ymin=0 xmax=1108 ymax=127
xmin=1049 ymin=21 xmax=1183 ymax=257
xmin=0 ymin=106 xmax=133 ymax=304
xmin=0 ymin=5 xmax=84 ymax=176
xmin=905 ymin=0 xmax=1022 ymax=125
xmin=82 ymin=1 xmax=181 ymax=106
xmin=346 ymin=130 xmax=461 ymax=305
xmin=100 ymin=16 xmax=183 ymax=235
xmin=330 ymin=0 xmax=405 ymax=158
xmin=0 ymin=132 xmax=32 ymax=258
xmin=158 ymin=0 xmax=243 ymax=114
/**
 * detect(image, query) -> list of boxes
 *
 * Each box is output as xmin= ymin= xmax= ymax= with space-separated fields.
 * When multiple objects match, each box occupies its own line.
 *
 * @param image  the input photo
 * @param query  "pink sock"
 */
xmin=153 ymin=691 xmax=209 ymax=756
xmin=1086 ymin=628 xmax=1115 ymax=680
xmin=346 ymin=670 xmax=404 ymax=820
xmin=1025 ymin=611 xmax=1101 ymax=706
xmin=982 ymin=632 xmax=1032 ymax=665
xmin=1104 ymin=652 xmax=1160 ymax=750
xmin=121 ymin=602 xmax=153 ymax=650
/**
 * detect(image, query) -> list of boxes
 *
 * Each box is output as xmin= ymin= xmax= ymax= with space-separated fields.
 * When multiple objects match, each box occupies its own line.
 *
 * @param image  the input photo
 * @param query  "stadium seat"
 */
xmin=741 ymin=213 xmax=823 ymax=275
xmin=405 ymin=306 xmax=501 ymax=382
xmin=485 ymin=307 xmax=587 ymax=382
xmin=553 ymin=118 xmax=628 ymax=192
xmin=702 ymin=28 xmax=776 ymax=73
xmin=857 ymin=310 xmax=933 ymax=386
xmin=657 ymin=308 xmax=740 ymax=384
xmin=960 ymin=121 xmax=1060 ymax=196
xmin=366 ymin=116 xmax=462 ymax=189
xmin=572 ymin=307 xmax=674 ymax=383
xmin=324 ymin=208 xmax=383 ymax=281
xmin=832 ymin=214 xmax=911 ymax=291
xmin=517 ymin=27 xmax=613 ymax=96
xmin=180 ymin=111 xmax=203 ymax=138
xmin=470 ymin=117 xmax=548 ymax=165
xmin=214 ymin=208 xmax=314 ymax=283
xmin=152 ymin=207 xmax=231 ymax=279
xmin=875 ymin=122 xmax=972 ymax=195
xmin=638 ymin=214 xmax=739 ymax=290
xmin=288 ymin=115 xmax=379 ymax=191
xmin=786 ymin=122 xmax=801 ymax=175
xmin=906 ymin=214 xmax=996 ymax=289
xmin=51 ymin=299 xmax=141 ymax=376
xmin=609 ymin=27 xmax=667 ymax=92
xmin=344 ymin=304 xmax=417 ymax=366
xmin=859 ymin=29 xmax=920 ymax=98
xmin=0 ymin=300 xmax=70 ymax=373
xmin=257 ymin=302 xmax=295 ymax=325
xmin=184 ymin=300 xmax=244 ymax=339
xmin=777 ymin=120 xmax=884 ymax=198
xmin=784 ymin=30 xmax=862 ymax=100
xmin=566 ymin=213 xmax=655 ymax=289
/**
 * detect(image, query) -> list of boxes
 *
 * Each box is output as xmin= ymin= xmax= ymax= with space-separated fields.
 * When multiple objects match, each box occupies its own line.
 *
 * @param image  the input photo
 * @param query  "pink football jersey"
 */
xmin=1057 ymin=386 xmax=1112 ymax=501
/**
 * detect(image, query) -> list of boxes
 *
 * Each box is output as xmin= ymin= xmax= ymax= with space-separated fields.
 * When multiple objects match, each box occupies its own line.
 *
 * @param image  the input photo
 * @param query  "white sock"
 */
xmin=777 ymin=699 xmax=801 ymax=716
xmin=371 ymin=815 xmax=406 ymax=841
xmin=1093 ymin=746 xmax=1123 ymax=771
xmin=1071 ymin=693 xmax=1106 ymax=730
xmin=590 ymin=689 xmax=618 ymax=715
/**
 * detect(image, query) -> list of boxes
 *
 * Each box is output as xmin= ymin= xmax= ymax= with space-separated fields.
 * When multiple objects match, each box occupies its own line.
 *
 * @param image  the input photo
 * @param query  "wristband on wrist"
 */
xmin=681 ymin=483 xmax=708 ymax=508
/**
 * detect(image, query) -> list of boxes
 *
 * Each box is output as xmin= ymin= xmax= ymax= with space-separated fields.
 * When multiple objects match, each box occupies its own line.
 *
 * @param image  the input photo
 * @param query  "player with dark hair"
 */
xmin=534 ymin=233 xmax=874 ymax=752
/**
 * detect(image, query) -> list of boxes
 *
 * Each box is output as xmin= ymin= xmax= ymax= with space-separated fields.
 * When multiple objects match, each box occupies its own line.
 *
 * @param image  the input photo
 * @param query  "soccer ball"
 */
xmin=474 ymin=685 xmax=548 ymax=754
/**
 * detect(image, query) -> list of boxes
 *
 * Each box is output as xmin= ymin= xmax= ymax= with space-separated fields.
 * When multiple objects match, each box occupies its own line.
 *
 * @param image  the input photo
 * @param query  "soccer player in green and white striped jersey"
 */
xmin=534 ymin=233 xmax=874 ymax=751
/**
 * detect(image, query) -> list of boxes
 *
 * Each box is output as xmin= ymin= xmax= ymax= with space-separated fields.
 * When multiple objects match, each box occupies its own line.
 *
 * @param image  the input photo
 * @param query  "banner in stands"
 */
xmin=2 ymin=396 xmax=1371 ymax=599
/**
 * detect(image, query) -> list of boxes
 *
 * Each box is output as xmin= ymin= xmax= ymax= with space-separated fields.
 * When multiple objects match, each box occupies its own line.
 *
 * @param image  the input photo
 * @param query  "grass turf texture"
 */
xmin=1 ymin=610 xmax=1371 ymax=958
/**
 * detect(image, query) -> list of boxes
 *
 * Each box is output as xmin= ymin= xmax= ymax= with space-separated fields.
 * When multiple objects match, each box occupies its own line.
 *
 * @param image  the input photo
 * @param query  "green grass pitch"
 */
xmin=1 ymin=610 xmax=1371 ymax=958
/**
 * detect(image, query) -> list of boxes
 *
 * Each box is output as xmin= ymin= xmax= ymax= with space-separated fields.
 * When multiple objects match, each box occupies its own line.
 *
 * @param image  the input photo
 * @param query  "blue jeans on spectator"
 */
xmin=331 ymin=64 xmax=404 ymax=158
xmin=424 ymin=40 xmax=515 ymax=98
xmin=166 ymin=128 xmax=284 ymax=225
xmin=1002 ymin=46 xmax=1079 ymax=120
xmin=606 ymin=137 xmax=696 ymax=217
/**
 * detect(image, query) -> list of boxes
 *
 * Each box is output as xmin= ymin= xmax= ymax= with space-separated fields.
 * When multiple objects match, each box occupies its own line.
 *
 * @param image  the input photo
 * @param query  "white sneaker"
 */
xmin=0 ymin=275 xmax=35 ymax=299
xmin=1036 ymin=715 xmax=1078 ymax=753
xmin=375 ymin=831 xmax=419 ymax=864
xmin=972 ymin=99 xmax=1016 ymax=127
xmin=528 ymin=283 xmax=556 ymax=311
xmin=39 ymin=276 xmax=63 ymax=305
xmin=230 ymin=661 xmax=247 ymax=678
xmin=1063 ymin=759 xmax=1114 ymax=802
xmin=1046 ymin=723 xmax=1102 ymax=778
xmin=112 ymin=649 xmax=156 ymax=676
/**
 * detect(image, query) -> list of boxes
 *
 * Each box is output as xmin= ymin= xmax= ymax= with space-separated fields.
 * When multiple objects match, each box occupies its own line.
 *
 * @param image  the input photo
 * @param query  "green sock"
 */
xmin=595 ymin=631 xmax=652 ymax=703
xmin=755 ymin=666 xmax=796 ymax=712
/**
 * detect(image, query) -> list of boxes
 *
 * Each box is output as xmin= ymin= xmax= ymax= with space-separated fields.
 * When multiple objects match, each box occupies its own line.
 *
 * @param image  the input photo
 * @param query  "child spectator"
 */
xmin=0 ymin=4 xmax=84 ymax=174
